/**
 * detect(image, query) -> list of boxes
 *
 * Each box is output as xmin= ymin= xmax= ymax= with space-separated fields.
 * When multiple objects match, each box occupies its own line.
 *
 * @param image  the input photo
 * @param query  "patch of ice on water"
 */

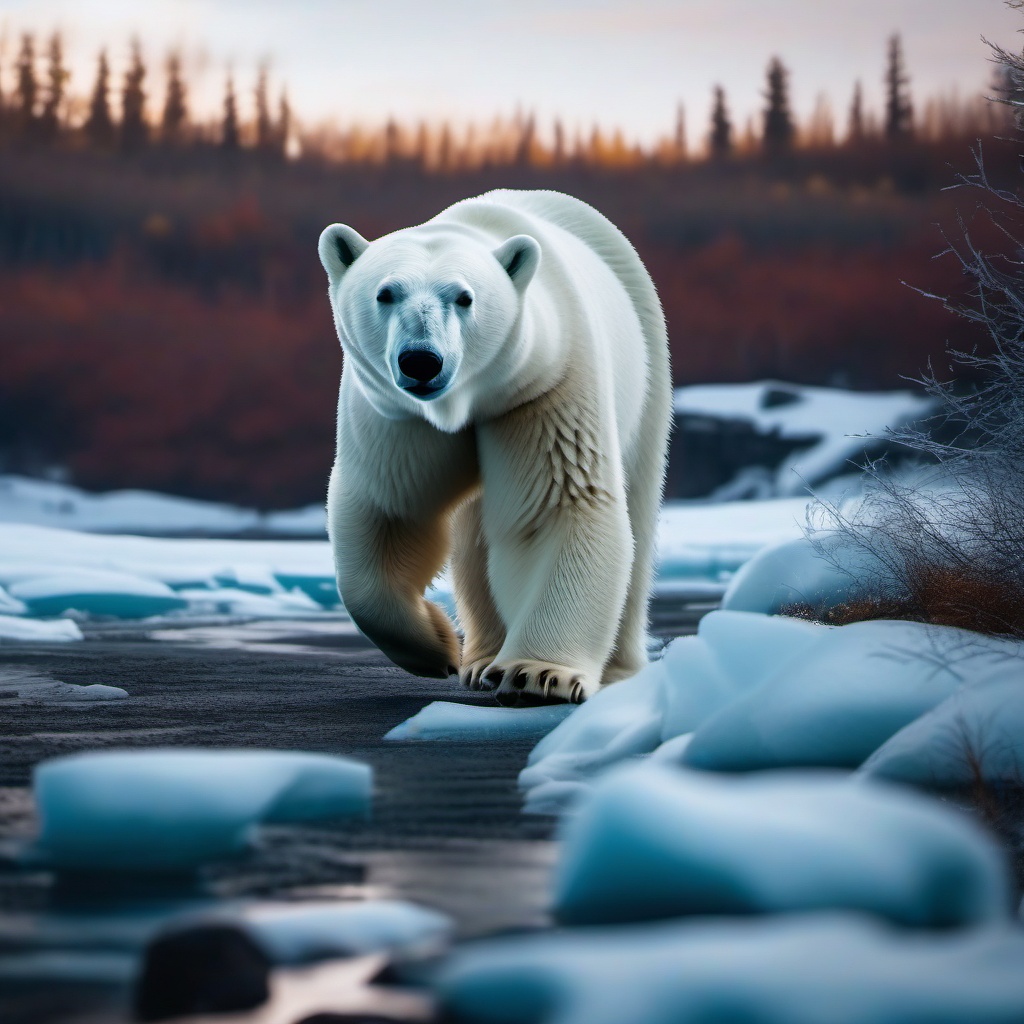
xmin=0 ymin=615 xmax=82 ymax=642
xmin=8 ymin=570 xmax=188 ymax=619
xmin=0 ymin=669 xmax=127 ymax=702
xmin=861 ymin=674 xmax=1024 ymax=788
xmin=553 ymin=762 xmax=1008 ymax=928
xmin=176 ymin=586 xmax=325 ymax=619
xmin=683 ymin=619 xmax=1019 ymax=772
xmin=384 ymin=701 xmax=573 ymax=742
xmin=29 ymin=749 xmax=372 ymax=872
xmin=439 ymin=914 xmax=1024 ymax=1024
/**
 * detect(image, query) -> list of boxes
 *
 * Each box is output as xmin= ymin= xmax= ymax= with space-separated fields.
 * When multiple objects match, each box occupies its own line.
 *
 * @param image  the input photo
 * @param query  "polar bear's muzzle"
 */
xmin=396 ymin=346 xmax=448 ymax=399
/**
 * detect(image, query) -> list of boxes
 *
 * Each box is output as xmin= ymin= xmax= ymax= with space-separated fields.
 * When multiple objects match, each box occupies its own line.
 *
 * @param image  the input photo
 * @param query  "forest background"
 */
xmin=0 ymin=29 xmax=1018 ymax=507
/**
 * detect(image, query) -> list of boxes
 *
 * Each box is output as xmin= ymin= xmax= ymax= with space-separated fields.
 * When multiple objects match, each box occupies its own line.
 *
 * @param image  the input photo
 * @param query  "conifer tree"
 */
xmin=674 ymin=102 xmax=687 ymax=160
xmin=762 ymin=56 xmax=795 ymax=155
xmin=552 ymin=118 xmax=565 ymax=164
xmin=276 ymin=89 xmax=291 ymax=158
xmin=85 ymin=49 xmax=114 ymax=149
xmin=221 ymin=73 xmax=240 ymax=151
xmin=254 ymin=62 xmax=273 ymax=155
xmin=15 ymin=34 xmax=37 ymax=141
xmin=709 ymin=85 xmax=732 ymax=158
xmin=847 ymin=80 xmax=865 ymax=144
xmin=883 ymin=34 xmax=913 ymax=141
xmin=38 ymin=32 xmax=67 ymax=143
xmin=120 ymin=38 xmax=148 ymax=151
xmin=161 ymin=52 xmax=187 ymax=144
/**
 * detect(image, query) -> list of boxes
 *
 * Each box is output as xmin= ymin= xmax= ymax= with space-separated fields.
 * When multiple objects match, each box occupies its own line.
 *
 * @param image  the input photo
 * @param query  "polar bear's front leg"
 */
xmin=450 ymin=494 xmax=507 ymax=690
xmin=477 ymin=399 xmax=633 ymax=704
xmin=332 ymin=493 xmax=460 ymax=679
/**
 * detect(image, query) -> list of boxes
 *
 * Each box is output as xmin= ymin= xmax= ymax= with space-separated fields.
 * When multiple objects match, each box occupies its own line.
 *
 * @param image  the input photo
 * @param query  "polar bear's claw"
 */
xmin=485 ymin=659 xmax=595 ymax=705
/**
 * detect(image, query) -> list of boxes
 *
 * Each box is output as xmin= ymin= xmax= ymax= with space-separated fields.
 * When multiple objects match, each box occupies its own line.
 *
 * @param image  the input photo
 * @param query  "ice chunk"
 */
xmin=439 ymin=914 xmax=1024 ymax=1024
xmin=0 ymin=584 xmax=27 ymax=615
xmin=861 ymin=672 xmax=1024 ymax=788
xmin=237 ymin=899 xmax=450 ymax=963
xmin=683 ymin=619 xmax=999 ymax=771
xmin=273 ymin=572 xmax=340 ymax=607
xmin=519 ymin=662 xmax=666 ymax=814
xmin=721 ymin=533 xmax=885 ymax=614
xmin=31 ymin=749 xmax=372 ymax=872
xmin=384 ymin=701 xmax=573 ymax=742
xmin=9 ymin=570 xmax=188 ymax=619
xmin=0 ymin=614 xmax=82 ymax=642
xmin=176 ymin=586 xmax=323 ymax=618
xmin=2 ymin=670 xmax=128 ymax=702
xmin=553 ymin=762 xmax=1008 ymax=927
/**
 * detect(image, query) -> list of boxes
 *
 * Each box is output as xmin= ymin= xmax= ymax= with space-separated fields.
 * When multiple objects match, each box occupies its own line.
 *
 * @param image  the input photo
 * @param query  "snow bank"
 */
xmin=384 ymin=701 xmax=573 ymax=742
xmin=674 ymin=381 xmax=934 ymax=497
xmin=862 ymin=675 xmax=1024 ymax=788
xmin=30 ymin=749 xmax=372 ymax=872
xmin=439 ymin=914 xmax=1024 ymax=1024
xmin=0 ymin=614 xmax=82 ymax=642
xmin=9 ymin=570 xmax=189 ymax=618
xmin=522 ymin=610 xmax=1024 ymax=810
xmin=721 ymin=533 xmax=885 ymax=613
xmin=683 ymin=619 xmax=1015 ymax=772
xmin=553 ymin=762 xmax=1007 ymax=927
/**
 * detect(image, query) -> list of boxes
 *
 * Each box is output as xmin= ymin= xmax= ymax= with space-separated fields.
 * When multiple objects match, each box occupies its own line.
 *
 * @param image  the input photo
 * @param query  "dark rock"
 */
xmin=134 ymin=922 xmax=271 ymax=1021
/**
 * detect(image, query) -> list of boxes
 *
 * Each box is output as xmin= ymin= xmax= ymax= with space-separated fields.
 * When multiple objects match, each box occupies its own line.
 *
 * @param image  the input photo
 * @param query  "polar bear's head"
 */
xmin=319 ymin=222 xmax=541 ymax=432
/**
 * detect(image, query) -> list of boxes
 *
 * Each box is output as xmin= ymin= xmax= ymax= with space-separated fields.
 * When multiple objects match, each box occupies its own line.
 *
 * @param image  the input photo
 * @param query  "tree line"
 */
xmin=0 ymin=31 xmax=1004 ymax=169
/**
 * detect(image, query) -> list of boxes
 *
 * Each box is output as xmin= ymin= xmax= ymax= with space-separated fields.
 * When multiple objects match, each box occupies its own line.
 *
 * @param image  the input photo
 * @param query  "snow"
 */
xmin=384 ymin=701 xmax=573 ymax=742
xmin=9 ymin=570 xmax=189 ymax=619
xmin=674 ymin=381 xmax=934 ymax=497
xmin=552 ymin=761 xmax=1008 ymax=928
xmin=519 ymin=662 xmax=666 ymax=814
xmin=0 ymin=473 xmax=326 ymax=536
xmin=0 ymin=614 xmax=82 ymax=642
xmin=30 ymin=749 xmax=372 ymax=872
xmin=439 ymin=914 xmax=1024 ymax=1024
xmin=721 ymin=532 xmax=885 ymax=613
xmin=861 ymin=675 xmax=1024 ymax=788
xmin=683 ymin=619 xmax=1021 ymax=772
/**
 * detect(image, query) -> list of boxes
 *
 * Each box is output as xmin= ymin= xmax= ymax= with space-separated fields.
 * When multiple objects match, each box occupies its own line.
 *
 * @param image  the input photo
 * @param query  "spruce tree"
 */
xmin=161 ymin=52 xmax=187 ymax=144
xmin=276 ymin=89 xmax=291 ymax=158
xmin=221 ymin=73 xmax=240 ymax=151
xmin=254 ymin=63 xmax=273 ymax=155
xmin=884 ymin=34 xmax=913 ymax=141
xmin=674 ymin=102 xmax=687 ymax=160
xmin=38 ymin=32 xmax=67 ymax=143
xmin=847 ymin=80 xmax=865 ymax=144
xmin=709 ymin=85 xmax=732 ymax=158
xmin=85 ymin=50 xmax=114 ymax=149
xmin=762 ymin=56 xmax=795 ymax=155
xmin=15 ymin=34 xmax=38 ymax=141
xmin=120 ymin=39 xmax=148 ymax=151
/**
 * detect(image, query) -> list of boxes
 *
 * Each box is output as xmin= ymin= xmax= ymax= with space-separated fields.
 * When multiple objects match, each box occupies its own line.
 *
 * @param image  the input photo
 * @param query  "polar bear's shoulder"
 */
xmin=473 ymin=189 xmax=666 ymax=352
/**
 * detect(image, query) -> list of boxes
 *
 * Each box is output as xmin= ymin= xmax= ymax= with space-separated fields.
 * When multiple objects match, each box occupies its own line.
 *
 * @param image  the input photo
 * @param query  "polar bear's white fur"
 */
xmin=318 ymin=189 xmax=671 ymax=704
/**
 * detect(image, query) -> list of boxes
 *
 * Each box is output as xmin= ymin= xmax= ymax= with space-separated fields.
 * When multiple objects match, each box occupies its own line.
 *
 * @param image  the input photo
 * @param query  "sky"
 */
xmin=0 ymin=0 xmax=1020 ymax=149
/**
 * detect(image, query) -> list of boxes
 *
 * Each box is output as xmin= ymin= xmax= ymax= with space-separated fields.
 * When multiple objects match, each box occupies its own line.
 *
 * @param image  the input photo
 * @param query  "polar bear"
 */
xmin=318 ymin=189 xmax=671 ymax=704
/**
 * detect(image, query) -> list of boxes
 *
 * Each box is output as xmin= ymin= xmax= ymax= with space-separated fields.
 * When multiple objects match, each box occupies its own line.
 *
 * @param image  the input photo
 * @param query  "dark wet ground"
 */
xmin=0 ymin=595 xmax=714 ymax=1023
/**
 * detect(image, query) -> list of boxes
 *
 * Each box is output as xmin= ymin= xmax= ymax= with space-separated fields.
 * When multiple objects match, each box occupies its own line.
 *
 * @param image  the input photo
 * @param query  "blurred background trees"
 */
xmin=0 ymin=31 xmax=1015 ymax=506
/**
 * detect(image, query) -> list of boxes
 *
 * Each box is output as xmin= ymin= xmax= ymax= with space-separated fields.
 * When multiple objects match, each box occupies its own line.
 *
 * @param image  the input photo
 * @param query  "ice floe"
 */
xmin=552 ymin=762 xmax=1008 ymax=927
xmin=439 ymin=914 xmax=1024 ymax=1024
xmin=0 ymin=614 xmax=82 ymax=642
xmin=384 ymin=701 xmax=573 ymax=742
xmin=29 ymin=749 xmax=372 ymax=872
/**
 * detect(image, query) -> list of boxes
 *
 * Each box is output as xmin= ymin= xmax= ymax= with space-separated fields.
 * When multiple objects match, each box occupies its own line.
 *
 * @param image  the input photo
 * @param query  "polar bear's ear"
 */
xmin=493 ymin=234 xmax=541 ymax=294
xmin=318 ymin=224 xmax=370 ymax=283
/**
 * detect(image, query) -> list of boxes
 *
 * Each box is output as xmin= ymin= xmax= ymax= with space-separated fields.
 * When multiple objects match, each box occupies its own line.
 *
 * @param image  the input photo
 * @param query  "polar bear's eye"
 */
xmin=455 ymin=290 xmax=473 ymax=308
xmin=376 ymin=287 xmax=395 ymax=304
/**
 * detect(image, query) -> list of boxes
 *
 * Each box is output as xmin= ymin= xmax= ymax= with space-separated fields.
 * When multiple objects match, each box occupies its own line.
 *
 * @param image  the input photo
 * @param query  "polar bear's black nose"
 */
xmin=398 ymin=349 xmax=443 ymax=383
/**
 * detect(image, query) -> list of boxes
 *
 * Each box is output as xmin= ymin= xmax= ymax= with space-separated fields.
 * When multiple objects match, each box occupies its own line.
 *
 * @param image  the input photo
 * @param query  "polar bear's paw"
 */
xmin=482 ymin=659 xmax=595 ymax=705
xmin=459 ymin=657 xmax=499 ymax=691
